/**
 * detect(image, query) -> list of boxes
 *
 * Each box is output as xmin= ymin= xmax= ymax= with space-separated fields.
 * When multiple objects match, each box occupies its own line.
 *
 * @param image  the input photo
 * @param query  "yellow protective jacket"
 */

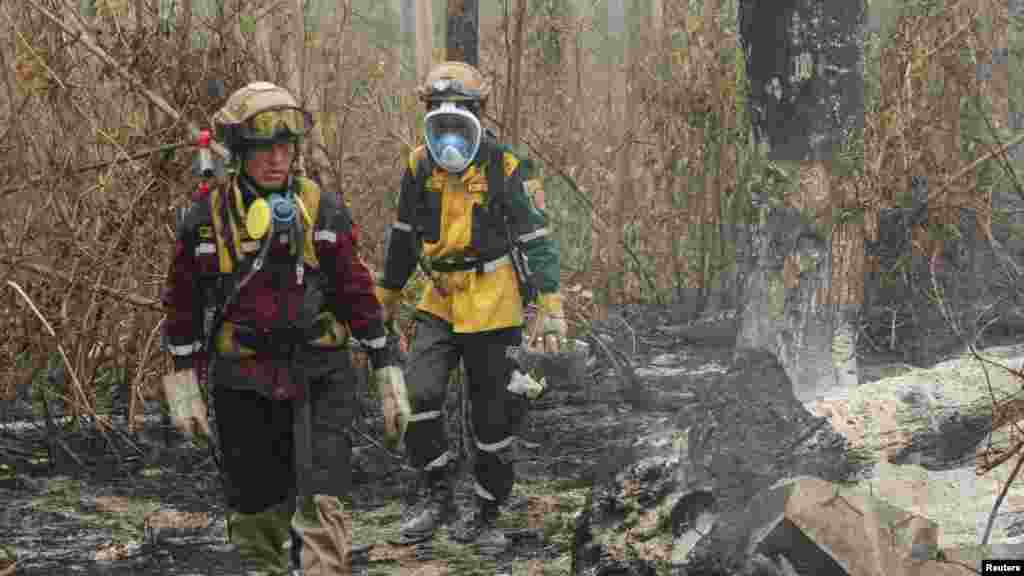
xmin=379 ymin=142 xmax=560 ymax=333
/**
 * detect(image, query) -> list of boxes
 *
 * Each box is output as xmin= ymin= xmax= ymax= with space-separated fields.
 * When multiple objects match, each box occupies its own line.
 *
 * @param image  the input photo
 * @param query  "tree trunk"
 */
xmin=178 ymin=0 xmax=192 ymax=55
xmin=737 ymin=0 xmax=865 ymax=402
xmin=288 ymin=0 xmax=306 ymax=174
xmin=648 ymin=0 xmax=672 ymax=298
xmin=607 ymin=0 xmax=626 ymax=304
xmin=398 ymin=0 xmax=417 ymax=151
xmin=415 ymin=0 xmax=433 ymax=84
xmin=500 ymin=0 xmax=526 ymax=149
xmin=703 ymin=0 xmax=724 ymax=313
xmin=253 ymin=0 xmax=274 ymax=78
xmin=445 ymin=0 xmax=477 ymax=66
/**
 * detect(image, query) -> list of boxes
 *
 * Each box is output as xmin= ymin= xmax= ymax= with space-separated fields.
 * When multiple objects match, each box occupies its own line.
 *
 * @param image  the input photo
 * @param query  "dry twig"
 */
xmin=982 ymin=447 xmax=1024 ymax=547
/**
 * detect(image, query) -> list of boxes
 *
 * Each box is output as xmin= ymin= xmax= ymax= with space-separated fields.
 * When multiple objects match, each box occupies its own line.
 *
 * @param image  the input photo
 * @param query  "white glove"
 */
xmin=373 ymin=366 xmax=411 ymax=451
xmin=161 ymin=369 xmax=211 ymax=438
xmin=507 ymin=369 xmax=545 ymax=400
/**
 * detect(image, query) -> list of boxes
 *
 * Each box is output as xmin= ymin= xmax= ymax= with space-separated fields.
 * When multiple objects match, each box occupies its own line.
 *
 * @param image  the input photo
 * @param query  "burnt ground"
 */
xmin=0 ymin=306 xmax=934 ymax=576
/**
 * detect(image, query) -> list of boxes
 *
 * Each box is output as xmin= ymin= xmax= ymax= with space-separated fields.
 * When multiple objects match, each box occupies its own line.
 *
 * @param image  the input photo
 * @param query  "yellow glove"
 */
xmin=378 ymin=284 xmax=401 ymax=319
xmin=375 ymin=286 xmax=402 ymax=330
xmin=161 ymin=369 xmax=211 ymax=438
xmin=373 ymin=366 xmax=411 ymax=451
xmin=528 ymin=292 xmax=567 ymax=353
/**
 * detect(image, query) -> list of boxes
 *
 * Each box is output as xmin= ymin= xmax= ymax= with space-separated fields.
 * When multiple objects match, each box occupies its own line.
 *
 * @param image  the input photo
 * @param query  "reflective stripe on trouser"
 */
xmin=403 ymin=312 xmax=527 ymax=504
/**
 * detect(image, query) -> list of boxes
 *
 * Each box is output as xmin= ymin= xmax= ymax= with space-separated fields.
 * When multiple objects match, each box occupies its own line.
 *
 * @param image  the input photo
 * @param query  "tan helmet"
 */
xmin=212 ymin=81 xmax=312 ymax=152
xmin=416 ymin=61 xmax=491 ymax=105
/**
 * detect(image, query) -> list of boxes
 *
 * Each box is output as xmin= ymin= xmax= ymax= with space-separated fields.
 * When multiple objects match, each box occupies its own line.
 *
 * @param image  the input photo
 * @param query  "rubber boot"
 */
xmin=226 ymin=501 xmax=292 ymax=575
xmin=290 ymin=494 xmax=351 ymax=576
xmin=451 ymin=497 xmax=508 ymax=556
xmin=391 ymin=470 xmax=453 ymax=545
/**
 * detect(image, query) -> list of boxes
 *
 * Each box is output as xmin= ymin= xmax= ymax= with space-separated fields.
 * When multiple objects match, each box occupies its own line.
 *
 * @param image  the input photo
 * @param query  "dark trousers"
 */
xmin=213 ymin=353 xmax=355 ymax=515
xmin=214 ymin=387 xmax=295 ymax=513
xmin=403 ymin=312 xmax=527 ymax=504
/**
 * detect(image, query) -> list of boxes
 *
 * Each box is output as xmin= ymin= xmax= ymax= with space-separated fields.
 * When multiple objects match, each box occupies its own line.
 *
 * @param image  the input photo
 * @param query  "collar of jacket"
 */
xmin=238 ymin=171 xmax=294 ymax=203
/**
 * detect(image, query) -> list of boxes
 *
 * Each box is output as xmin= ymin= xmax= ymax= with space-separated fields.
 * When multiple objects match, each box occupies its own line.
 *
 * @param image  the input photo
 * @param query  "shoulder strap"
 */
xmin=485 ymin=137 xmax=505 ymax=210
xmin=413 ymin=148 xmax=434 ymax=234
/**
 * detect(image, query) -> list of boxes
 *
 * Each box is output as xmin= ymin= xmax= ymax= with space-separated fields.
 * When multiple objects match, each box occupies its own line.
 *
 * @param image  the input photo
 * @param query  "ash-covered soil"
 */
xmin=0 ymin=305 xmax=911 ymax=575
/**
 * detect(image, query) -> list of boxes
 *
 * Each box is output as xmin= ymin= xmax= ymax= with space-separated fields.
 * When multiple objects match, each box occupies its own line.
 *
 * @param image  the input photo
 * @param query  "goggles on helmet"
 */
xmin=424 ymin=102 xmax=482 ymax=174
xmin=238 ymin=107 xmax=313 ymax=145
xmin=423 ymin=78 xmax=485 ymax=102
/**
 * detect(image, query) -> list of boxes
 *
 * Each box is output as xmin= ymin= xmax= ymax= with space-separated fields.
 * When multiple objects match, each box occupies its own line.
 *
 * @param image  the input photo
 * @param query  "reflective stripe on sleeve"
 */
xmin=169 ymin=341 xmax=201 ymax=356
xmin=360 ymin=336 xmax=387 ymax=350
xmin=518 ymin=227 xmax=549 ymax=243
xmin=409 ymin=410 xmax=442 ymax=423
xmin=314 ymin=230 xmax=337 ymax=243
xmin=194 ymin=242 xmax=216 ymax=256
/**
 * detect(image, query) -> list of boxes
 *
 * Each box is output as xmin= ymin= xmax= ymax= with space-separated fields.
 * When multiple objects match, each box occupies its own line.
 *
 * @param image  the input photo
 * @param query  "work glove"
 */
xmin=373 ymin=366 xmax=411 ymax=451
xmin=527 ymin=292 xmax=568 ymax=353
xmin=375 ymin=286 xmax=402 ymax=334
xmin=161 ymin=369 xmax=211 ymax=439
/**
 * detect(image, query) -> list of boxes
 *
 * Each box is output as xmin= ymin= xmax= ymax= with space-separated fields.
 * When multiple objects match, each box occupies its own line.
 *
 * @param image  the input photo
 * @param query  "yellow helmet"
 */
xmin=417 ymin=61 xmax=491 ymax=105
xmin=212 ymin=81 xmax=313 ymax=152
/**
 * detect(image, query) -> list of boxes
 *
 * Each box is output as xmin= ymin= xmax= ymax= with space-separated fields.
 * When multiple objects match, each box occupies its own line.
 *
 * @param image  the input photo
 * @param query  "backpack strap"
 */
xmin=484 ymin=138 xmax=538 ymax=304
xmin=485 ymin=137 xmax=505 ymax=212
xmin=412 ymin=148 xmax=435 ymax=238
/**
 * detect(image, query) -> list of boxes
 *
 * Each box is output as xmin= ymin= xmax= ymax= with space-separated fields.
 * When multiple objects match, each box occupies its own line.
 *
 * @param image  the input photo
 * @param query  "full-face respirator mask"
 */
xmin=423 ymin=102 xmax=482 ymax=174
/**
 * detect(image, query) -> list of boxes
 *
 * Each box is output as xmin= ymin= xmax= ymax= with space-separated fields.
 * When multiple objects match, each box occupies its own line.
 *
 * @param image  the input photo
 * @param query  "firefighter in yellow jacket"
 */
xmin=375 ymin=62 xmax=566 ymax=554
xmin=162 ymin=82 xmax=410 ymax=575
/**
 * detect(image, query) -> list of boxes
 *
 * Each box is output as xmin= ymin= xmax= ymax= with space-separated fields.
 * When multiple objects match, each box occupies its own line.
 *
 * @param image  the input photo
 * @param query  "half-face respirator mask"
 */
xmin=245 ymin=191 xmax=299 ymax=240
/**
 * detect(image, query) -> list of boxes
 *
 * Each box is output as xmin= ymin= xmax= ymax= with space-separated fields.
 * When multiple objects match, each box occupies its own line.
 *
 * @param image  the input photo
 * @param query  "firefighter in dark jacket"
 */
xmin=375 ymin=62 xmax=565 ymax=554
xmin=161 ymin=81 xmax=410 ymax=575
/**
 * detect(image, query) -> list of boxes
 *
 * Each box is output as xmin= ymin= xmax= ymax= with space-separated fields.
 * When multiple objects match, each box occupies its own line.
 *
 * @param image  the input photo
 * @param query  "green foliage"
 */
xmin=879 ymin=253 xmax=912 ymax=290
xmin=92 ymin=364 xmax=126 ymax=414
xmin=350 ymin=1 xmax=401 ymax=48
xmin=833 ymin=205 xmax=867 ymax=226
xmin=530 ymin=0 xmax=572 ymax=66
xmin=30 ymin=353 xmax=64 ymax=420
xmin=158 ymin=0 xmax=175 ymax=34
xmin=238 ymin=13 xmax=256 ymax=36
xmin=79 ymin=0 xmax=96 ymax=18
xmin=928 ymin=222 xmax=962 ymax=243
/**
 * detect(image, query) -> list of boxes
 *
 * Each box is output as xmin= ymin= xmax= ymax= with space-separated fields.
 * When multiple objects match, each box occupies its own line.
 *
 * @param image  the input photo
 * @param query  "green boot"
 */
xmin=226 ymin=501 xmax=292 ymax=575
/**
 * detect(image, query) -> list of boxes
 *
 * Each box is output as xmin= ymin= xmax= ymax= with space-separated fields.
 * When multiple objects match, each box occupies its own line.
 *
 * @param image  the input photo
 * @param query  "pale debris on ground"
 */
xmin=807 ymin=345 xmax=1024 ymax=547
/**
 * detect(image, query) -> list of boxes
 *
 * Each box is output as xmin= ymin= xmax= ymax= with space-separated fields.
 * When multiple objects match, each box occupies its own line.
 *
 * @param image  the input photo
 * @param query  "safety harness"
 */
xmin=202 ymin=176 xmax=348 ymax=365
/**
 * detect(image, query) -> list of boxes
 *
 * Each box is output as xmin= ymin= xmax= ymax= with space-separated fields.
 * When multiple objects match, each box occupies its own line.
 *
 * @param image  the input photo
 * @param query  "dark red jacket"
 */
xmin=162 ymin=177 xmax=391 ymax=399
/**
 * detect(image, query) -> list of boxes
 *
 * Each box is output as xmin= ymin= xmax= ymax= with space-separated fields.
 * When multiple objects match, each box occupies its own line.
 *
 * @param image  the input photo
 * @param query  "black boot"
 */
xmin=390 ymin=470 xmax=453 ymax=545
xmin=450 ymin=497 xmax=507 ymax=555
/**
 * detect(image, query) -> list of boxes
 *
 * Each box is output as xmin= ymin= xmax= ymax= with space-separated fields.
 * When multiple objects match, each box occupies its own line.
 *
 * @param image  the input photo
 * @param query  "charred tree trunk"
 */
xmin=445 ymin=0 xmax=477 ymax=66
xmin=737 ymin=0 xmax=866 ymax=402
